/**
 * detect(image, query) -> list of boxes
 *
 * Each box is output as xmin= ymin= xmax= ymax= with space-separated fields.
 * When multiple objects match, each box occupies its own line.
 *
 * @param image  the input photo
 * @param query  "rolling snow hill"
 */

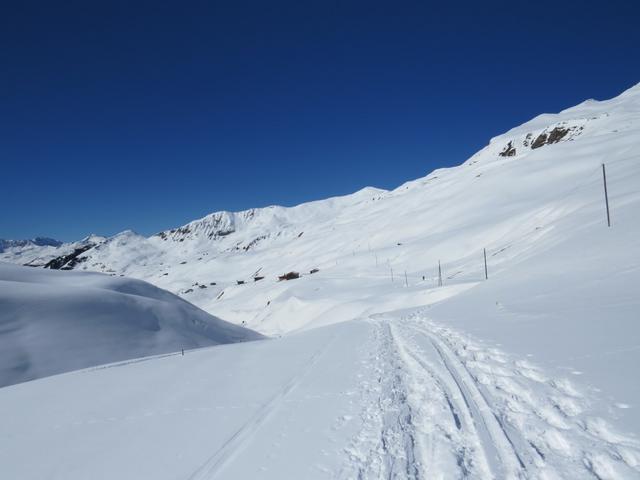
xmin=0 ymin=262 xmax=262 ymax=388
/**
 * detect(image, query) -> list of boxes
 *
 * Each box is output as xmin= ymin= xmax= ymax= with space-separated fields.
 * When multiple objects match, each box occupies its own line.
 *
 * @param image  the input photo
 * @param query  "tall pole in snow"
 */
xmin=483 ymin=248 xmax=488 ymax=280
xmin=404 ymin=270 xmax=408 ymax=287
xmin=438 ymin=261 xmax=443 ymax=287
xmin=390 ymin=266 xmax=394 ymax=282
xmin=602 ymin=163 xmax=611 ymax=227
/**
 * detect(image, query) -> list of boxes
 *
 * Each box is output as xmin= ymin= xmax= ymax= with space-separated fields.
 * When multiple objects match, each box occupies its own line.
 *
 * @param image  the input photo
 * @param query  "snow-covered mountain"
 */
xmin=0 ymin=262 xmax=262 ymax=388
xmin=0 ymin=237 xmax=62 ymax=251
xmin=0 ymin=234 xmax=106 ymax=267
xmin=11 ymin=83 xmax=638 ymax=335
xmin=1 ymin=83 xmax=639 ymax=479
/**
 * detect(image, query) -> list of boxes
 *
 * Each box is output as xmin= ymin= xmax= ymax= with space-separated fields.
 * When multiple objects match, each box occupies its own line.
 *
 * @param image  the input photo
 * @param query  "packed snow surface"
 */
xmin=1 ymin=312 xmax=639 ymax=479
xmin=0 ymin=262 xmax=262 ymax=388
xmin=1 ymin=83 xmax=640 ymax=479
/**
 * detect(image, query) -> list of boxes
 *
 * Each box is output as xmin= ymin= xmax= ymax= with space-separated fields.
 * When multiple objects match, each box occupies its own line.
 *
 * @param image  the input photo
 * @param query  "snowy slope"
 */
xmin=1 ymin=83 xmax=639 ymax=479
xmin=35 ymin=82 xmax=639 ymax=336
xmin=0 ymin=262 xmax=262 ymax=388
xmin=1 ymin=312 xmax=639 ymax=479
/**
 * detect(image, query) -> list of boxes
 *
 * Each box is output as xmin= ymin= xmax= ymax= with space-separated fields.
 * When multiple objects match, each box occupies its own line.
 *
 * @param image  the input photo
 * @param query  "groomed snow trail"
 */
xmin=343 ymin=311 xmax=640 ymax=479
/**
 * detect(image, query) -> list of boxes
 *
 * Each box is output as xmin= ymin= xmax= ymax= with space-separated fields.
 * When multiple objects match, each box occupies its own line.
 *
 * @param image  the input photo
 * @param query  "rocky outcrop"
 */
xmin=496 ymin=121 xmax=587 ymax=160
xmin=499 ymin=141 xmax=517 ymax=157
xmin=531 ymin=126 xmax=571 ymax=149
xmin=44 ymin=244 xmax=95 ymax=270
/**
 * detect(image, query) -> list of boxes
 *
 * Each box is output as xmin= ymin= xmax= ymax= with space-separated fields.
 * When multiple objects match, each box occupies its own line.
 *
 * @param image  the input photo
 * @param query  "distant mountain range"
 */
xmin=0 ymin=237 xmax=61 ymax=252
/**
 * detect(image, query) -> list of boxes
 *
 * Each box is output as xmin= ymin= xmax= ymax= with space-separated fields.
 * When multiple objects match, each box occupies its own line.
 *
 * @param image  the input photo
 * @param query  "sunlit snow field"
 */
xmin=1 ymin=85 xmax=639 ymax=479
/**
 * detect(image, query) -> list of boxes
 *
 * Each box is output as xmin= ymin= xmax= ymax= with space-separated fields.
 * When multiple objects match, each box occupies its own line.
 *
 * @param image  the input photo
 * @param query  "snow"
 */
xmin=36 ymin=82 xmax=637 ymax=342
xmin=1 ymin=83 xmax=640 ymax=478
xmin=0 ymin=237 xmax=61 ymax=251
xmin=0 ymin=321 xmax=367 ymax=479
xmin=0 ymin=262 xmax=262 ymax=388
xmin=0 ymin=234 xmax=106 ymax=267
xmin=1 ymin=314 xmax=638 ymax=479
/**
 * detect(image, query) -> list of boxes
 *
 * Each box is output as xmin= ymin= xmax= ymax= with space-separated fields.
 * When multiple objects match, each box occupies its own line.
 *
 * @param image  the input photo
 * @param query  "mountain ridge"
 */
xmin=3 ymin=82 xmax=639 ymax=255
xmin=2 ymin=82 xmax=638 ymax=338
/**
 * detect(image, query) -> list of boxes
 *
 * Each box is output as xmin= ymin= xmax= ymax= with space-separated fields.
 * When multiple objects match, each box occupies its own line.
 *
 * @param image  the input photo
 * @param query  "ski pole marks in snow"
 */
xmin=343 ymin=312 xmax=640 ymax=479
xmin=341 ymin=320 xmax=420 ymax=479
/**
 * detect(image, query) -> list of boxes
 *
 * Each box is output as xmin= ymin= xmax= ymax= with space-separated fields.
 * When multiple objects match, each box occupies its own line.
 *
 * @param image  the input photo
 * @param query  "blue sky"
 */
xmin=2 ymin=0 xmax=639 ymax=241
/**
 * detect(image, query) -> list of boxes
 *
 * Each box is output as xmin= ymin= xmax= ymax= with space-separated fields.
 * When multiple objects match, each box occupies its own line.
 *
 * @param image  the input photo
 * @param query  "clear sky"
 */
xmin=2 ymin=0 xmax=639 ymax=241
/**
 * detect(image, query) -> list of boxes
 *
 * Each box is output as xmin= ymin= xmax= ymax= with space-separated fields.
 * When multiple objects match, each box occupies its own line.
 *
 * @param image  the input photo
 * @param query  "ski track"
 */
xmin=187 ymin=333 xmax=337 ymax=480
xmin=405 ymin=322 xmax=528 ymax=478
xmin=343 ymin=311 xmax=640 ymax=480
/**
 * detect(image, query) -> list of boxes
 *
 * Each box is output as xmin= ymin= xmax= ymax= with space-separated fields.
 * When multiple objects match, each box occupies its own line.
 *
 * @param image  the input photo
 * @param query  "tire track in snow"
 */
xmin=187 ymin=333 xmax=338 ymax=480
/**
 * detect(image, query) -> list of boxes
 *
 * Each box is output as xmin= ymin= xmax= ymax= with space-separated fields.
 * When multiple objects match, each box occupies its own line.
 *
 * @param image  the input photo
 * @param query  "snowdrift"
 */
xmin=0 ymin=262 xmax=263 ymax=388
